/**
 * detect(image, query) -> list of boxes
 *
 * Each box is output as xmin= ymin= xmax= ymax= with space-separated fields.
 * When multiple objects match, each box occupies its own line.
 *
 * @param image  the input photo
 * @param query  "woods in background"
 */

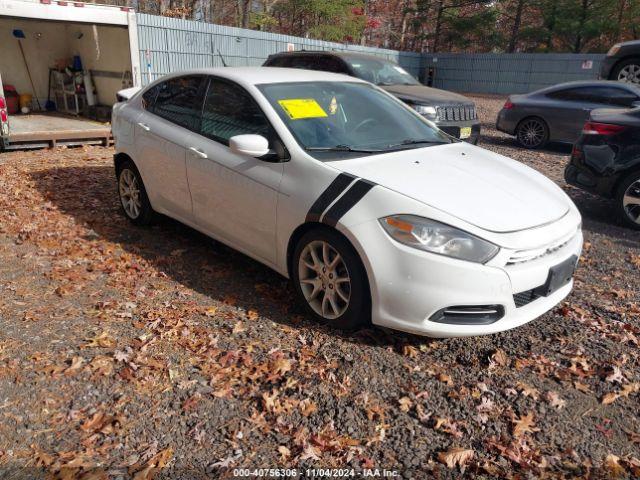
xmin=116 ymin=0 xmax=639 ymax=53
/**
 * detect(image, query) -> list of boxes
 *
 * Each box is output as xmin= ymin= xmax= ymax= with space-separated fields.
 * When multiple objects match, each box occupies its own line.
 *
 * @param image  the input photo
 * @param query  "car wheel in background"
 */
xmin=117 ymin=160 xmax=156 ymax=226
xmin=612 ymin=57 xmax=640 ymax=84
xmin=516 ymin=117 xmax=549 ymax=149
xmin=292 ymin=228 xmax=371 ymax=330
xmin=616 ymin=171 xmax=640 ymax=230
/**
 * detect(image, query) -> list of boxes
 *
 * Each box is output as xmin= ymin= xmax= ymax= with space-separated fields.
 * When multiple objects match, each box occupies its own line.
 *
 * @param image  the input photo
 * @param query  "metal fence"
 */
xmin=136 ymin=14 xmax=424 ymax=86
xmin=136 ymin=15 xmax=610 ymax=95
xmin=422 ymin=53 xmax=607 ymax=94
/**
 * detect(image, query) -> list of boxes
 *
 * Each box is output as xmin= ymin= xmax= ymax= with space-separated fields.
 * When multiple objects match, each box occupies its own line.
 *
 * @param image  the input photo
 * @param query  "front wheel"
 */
xmin=292 ymin=228 xmax=371 ymax=330
xmin=616 ymin=171 xmax=640 ymax=230
xmin=516 ymin=117 xmax=549 ymax=149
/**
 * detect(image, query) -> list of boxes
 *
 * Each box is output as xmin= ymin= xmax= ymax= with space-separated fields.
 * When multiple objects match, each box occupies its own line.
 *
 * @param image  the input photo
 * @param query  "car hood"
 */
xmin=330 ymin=143 xmax=571 ymax=233
xmin=380 ymin=84 xmax=473 ymax=105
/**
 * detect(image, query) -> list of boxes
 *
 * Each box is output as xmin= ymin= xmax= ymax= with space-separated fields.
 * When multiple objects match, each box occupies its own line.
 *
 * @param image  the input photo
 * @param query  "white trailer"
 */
xmin=0 ymin=0 xmax=141 ymax=149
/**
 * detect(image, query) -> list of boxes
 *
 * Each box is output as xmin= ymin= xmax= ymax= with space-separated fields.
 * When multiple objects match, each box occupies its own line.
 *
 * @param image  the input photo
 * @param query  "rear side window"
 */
xmin=141 ymin=85 xmax=159 ymax=110
xmin=153 ymin=76 xmax=205 ymax=130
xmin=286 ymin=55 xmax=347 ymax=73
xmin=266 ymin=56 xmax=294 ymax=68
xmin=200 ymin=79 xmax=271 ymax=144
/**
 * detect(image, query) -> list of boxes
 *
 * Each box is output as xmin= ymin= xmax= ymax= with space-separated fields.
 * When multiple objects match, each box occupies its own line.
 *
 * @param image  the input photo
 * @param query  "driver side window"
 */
xmin=200 ymin=78 xmax=271 ymax=145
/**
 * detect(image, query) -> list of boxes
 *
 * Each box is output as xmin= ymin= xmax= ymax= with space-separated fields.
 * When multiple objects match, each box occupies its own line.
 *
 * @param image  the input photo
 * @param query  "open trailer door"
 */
xmin=0 ymin=0 xmax=141 ymax=150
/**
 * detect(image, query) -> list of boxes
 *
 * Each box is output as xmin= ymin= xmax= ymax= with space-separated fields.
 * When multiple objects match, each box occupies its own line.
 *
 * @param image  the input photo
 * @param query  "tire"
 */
xmin=516 ymin=117 xmax=549 ymax=149
xmin=116 ymin=160 xmax=156 ymax=226
xmin=611 ymin=57 xmax=640 ymax=85
xmin=292 ymin=228 xmax=371 ymax=330
xmin=615 ymin=171 xmax=640 ymax=230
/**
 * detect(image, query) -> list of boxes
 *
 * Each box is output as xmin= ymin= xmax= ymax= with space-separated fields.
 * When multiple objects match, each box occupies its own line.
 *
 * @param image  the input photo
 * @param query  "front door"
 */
xmin=186 ymin=77 xmax=284 ymax=264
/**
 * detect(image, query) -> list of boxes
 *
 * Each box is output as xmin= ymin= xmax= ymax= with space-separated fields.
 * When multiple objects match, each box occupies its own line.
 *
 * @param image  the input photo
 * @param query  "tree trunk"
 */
xmin=507 ymin=0 xmax=524 ymax=53
xmin=573 ymin=0 xmax=590 ymax=53
xmin=433 ymin=0 xmax=444 ymax=53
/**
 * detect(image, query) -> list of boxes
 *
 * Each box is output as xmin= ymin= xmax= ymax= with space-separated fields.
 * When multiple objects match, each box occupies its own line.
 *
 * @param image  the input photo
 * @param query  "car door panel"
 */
xmin=134 ymin=75 xmax=205 ymax=223
xmin=186 ymin=77 xmax=284 ymax=264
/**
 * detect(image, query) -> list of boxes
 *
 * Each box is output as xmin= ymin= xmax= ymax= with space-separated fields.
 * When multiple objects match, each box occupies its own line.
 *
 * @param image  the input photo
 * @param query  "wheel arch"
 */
xmin=613 ymin=164 xmax=640 ymax=198
xmin=609 ymin=55 xmax=640 ymax=80
xmin=286 ymin=222 xmax=372 ymax=295
xmin=114 ymin=152 xmax=135 ymax=177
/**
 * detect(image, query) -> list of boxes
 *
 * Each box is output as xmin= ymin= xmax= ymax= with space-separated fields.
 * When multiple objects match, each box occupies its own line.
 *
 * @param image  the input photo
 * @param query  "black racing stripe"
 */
xmin=305 ymin=173 xmax=355 ymax=222
xmin=322 ymin=179 xmax=376 ymax=227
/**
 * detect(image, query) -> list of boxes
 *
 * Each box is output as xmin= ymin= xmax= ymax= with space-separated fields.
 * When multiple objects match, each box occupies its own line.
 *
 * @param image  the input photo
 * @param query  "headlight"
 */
xmin=412 ymin=104 xmax=437 ymax=120
xmin=380 ymin=215 xmax=499 ymax=263
xmin=607 ymin=43 xmax=621 ymax=56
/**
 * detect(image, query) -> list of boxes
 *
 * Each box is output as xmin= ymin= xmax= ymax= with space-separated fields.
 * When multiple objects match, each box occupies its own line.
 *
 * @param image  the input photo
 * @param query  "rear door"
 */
xmin=185 ymin=77 xmax=284 ymax=264
xmin=134 ymin=75 xmax=206 ymax=222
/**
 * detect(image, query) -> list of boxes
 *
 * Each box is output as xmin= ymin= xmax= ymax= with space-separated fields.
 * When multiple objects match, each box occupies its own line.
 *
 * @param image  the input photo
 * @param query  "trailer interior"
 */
xmin=0 ymin=11 xmax=135 ymax=150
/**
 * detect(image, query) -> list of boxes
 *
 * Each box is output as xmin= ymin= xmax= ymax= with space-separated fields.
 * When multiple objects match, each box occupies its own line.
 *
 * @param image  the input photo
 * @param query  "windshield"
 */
xmin=258 ymin=81 xmax=451 ymax=159
xmin=344 ymin=58 xmax=420 ymax=86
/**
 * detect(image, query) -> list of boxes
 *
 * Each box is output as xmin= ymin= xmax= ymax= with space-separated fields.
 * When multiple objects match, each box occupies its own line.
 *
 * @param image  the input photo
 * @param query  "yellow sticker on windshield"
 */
xmin=278 ymin=98 xmax=328 ymax=120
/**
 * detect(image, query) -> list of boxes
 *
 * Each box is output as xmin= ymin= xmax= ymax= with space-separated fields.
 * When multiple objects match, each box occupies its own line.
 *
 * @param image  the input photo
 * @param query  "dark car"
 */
xmin=263 ymin=51 xmax=481 ymax=144
xmin=600 ymin=40 xmax=640 ymax=85
xmin=496 ymin=80 xmax=640 ymax=149
xmin=565 ymin=107 xmax=640 ymax=229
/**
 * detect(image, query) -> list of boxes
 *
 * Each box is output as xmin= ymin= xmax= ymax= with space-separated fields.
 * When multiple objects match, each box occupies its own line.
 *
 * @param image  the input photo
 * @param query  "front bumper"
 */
xmin=349 ymin=218 xmax=583 ymax=338
xmin=437 ymin=121 xmax=481 ymax=144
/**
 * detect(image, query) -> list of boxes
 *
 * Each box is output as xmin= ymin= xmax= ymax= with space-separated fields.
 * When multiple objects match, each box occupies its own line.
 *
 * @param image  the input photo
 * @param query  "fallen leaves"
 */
xmin=438 ymin=447 xmax=474 ymax=470
xmin=512 ymin=412 xmax=539 ymax=438
xmin=601 ymin=383 xmax=640 ymax=405
xmin=544 ymin=391 xmax=566 ymax=410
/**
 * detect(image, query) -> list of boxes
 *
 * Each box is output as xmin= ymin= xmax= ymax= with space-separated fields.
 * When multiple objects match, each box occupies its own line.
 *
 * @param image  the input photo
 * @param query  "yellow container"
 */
xmin=19 ymin=94 xmax=33 ymax=109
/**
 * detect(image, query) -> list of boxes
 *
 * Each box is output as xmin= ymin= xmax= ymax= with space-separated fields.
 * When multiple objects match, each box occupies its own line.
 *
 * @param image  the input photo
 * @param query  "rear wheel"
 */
xmin=117 ymin=160 xmax=155 ymax=225
xmin=292 ymin=228 xmax=370 ymax=330
xmin=616 ymin=171 xmax=640 ymax=230
xmin=612 ymin=57 xmax=640 ymax=85
xmin=516 ymin=117 xmax=549 ymax=149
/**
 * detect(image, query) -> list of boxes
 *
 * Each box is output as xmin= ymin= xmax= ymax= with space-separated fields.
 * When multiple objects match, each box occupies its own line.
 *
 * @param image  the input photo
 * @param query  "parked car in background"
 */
xmin=112 ymin=67 xmax=582 ymax=337
xmin=263 ymin=51 xmax=481 ymax=144
xmin=496 ymin=81 xmax=640 ymax=149
xmin=565 ymin=107 xmax=640 ymax=229
xmin=601 ymin=40 xmax=640 ymax=85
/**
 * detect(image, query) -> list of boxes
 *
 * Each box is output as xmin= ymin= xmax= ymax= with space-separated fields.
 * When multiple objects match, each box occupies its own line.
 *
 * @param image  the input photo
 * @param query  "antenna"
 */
xmin=217 ymin=49 xmax=228 ymax=67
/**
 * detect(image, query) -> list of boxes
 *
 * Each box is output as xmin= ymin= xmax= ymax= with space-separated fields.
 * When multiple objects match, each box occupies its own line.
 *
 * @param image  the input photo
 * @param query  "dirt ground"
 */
xmin=0 ymin=95 xmax=639 ymax=479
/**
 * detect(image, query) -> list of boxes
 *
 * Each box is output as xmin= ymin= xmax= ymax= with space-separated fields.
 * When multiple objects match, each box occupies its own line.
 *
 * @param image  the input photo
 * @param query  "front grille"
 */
xmin=513 ymin=290 xmax=539 ymax=308
xmin=436 ymin=105 xmax=477 ymax=122
xmin=507 ymin=233 xmax=575 ymax=265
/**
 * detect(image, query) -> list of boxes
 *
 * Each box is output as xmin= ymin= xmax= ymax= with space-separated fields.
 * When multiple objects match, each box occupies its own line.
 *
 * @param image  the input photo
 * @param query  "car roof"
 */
xmin=533 ymin=80 xmax=640 ymax=94
xmin=268 ymin=50 xmax=394 ymax=63
xmin=147 ymin=67 xmax=366 ymax=87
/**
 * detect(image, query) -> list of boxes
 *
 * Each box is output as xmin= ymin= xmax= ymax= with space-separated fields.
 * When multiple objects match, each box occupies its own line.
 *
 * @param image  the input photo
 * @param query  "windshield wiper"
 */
xmin=305 ymin=144 xmax=382 ymax=153
xmin=383 ymin=138 xmax=448 ymax=150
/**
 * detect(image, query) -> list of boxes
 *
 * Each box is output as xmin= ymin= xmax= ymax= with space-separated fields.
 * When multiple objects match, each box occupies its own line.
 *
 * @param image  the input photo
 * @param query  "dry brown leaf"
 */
xmin=544 ymin=391 xmax=566 ymax=410
xmin=278 ymin=445 xmax=291 ymax=461
xmin=398 ymin=396 xmax=413 ymax=412
xmin=64 ymin=356 xmax=85 ymax=375
xmin=437 ymin=447 xmax=474 ymax=469
xmin=438 ymin=373 xmax=454 ymax=386
xmin=490 ymin=349 xmax=509 ymax=367
xmin=602 ymin=392 xmax=620 ymax=405
xmin=517 ymin=382 xmax=540 ymax=400
xmin=605 ymin=454 xmax=626 ymax=477
xmin=512 ymin=412 xmax=539 ymax=437
xmin=83 ymin=332 xmax=116 ymax=349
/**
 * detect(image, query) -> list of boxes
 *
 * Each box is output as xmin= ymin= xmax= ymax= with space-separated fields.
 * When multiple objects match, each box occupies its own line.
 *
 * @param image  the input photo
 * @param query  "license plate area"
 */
xmin=535 ymin=255 xmax=578 ymax=297
xmin=460 ymin=126 xmax=472 ymax=139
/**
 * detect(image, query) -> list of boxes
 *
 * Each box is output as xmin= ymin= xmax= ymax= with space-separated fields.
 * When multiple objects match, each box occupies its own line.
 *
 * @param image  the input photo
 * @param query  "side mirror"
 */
xmin=229 ymin=134 xmax=270 ymax=158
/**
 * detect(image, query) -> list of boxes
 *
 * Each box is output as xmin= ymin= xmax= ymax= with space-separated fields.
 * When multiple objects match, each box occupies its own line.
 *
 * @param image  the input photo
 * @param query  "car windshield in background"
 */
xmin=258 ymin=81 xmax=451 ymax=159
xmin=344 ymin=58 xmax=420 ymax=86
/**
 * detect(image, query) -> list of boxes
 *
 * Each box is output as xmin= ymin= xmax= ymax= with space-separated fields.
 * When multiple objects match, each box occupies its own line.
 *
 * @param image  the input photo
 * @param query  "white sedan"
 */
xmin=112 ymin=67 xmax=582 ymax=337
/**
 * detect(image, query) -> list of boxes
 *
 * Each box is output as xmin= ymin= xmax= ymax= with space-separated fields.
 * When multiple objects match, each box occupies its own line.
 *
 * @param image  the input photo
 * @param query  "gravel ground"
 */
xmin=0 ymin=95 xmax=639 ymax=479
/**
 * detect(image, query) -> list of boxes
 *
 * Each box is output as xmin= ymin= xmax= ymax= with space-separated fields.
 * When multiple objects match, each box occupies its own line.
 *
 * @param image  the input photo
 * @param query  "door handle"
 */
xmin=137 ymin=122 xmax=151 ymax=131
xmin=188 ymin=147 xmax=208 ymax=159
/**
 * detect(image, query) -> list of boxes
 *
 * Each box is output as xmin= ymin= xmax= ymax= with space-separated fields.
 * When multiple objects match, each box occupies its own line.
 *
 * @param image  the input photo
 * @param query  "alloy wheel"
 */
xmin=623 ymin=179 xmax=640 ymax=225
xmin=298 ymin=240 xmax=351 ymax=320
xmin=618 ymin=64 xmax=640 ymax=84
xmin=518 ymin=119 xmax=545 ymax=147
xmin=119 ymin=169 xmax=142 ymax=219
